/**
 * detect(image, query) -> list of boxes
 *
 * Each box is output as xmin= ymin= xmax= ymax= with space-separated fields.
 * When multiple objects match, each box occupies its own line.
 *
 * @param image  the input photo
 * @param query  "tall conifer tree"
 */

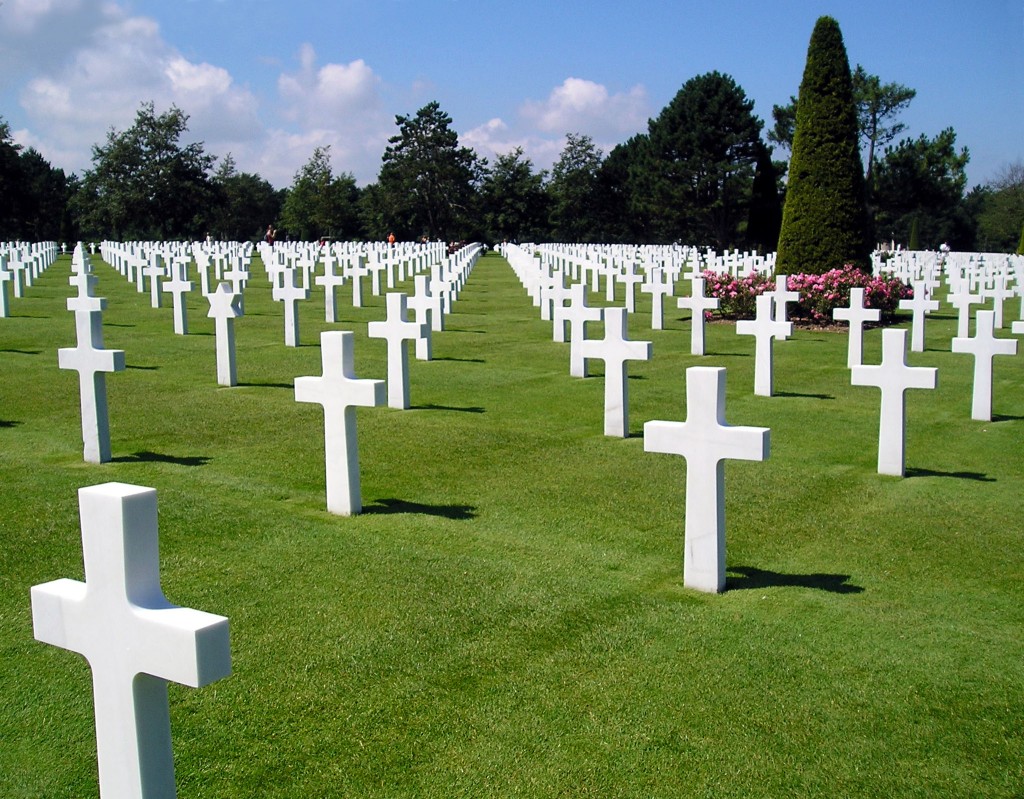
xmin=776 ymin=17 xmax=871 ymax=274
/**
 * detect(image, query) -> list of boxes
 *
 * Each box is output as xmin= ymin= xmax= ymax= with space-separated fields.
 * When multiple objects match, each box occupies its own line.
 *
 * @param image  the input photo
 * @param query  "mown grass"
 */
xmin=1 ymin=250 xmax=1022 ymax=797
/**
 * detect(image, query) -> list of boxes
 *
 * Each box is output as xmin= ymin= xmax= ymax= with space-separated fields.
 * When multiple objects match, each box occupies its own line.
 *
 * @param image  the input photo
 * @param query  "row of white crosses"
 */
xmin=0 ymin=241 xmax=60 ymax=316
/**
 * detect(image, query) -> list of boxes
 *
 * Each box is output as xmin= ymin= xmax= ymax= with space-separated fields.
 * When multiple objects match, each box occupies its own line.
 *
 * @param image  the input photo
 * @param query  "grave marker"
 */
xmin=851 ymin=328 xmax=937 ymax=476
xmin=644 ymin=367 xmax=770 ymax=593
xmin=677 ymin=277 xmax=719 ymax=356
xmin=295 ymin=331 xmax=385 ymax=515
xmin=367 ymin=293 xmax=428 ymax=409
xmin=898 ymin=280 xmax=939 ymax=352
xmin=578 ymin=307 xmax=652 ymax=437
xmin=832 ymin=287 xmax=879 ymax=368
xmin=207 ymin=282 xmax=243 ymax=387
xmin=31 ymin=482 xmax=231 ymax=798
xmin=559 ymin=283 xmax=604 ymax=378
xmin=272 ymin=266 xmax=309 ymax=347
xmin=735 ymin=293 xmax=792 ymax=396
xmin=951 ymin=309 xmax=1018 ymax=421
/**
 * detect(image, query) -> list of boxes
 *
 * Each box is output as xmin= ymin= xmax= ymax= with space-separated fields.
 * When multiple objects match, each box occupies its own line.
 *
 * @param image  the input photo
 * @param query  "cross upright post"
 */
xmin=771 ymin=273 xmax=800 ymax=322
xmin=163 ymin=261 xmax=193 ymax=335
xmin=677 ymin=276 xmax=719 ymax=356
xmin=315 ymin=254 xmax=347 ymax=323
xmin=832 ymin=287 xmax=880 ymax=368
xmin=951 ymin=309 xmax=1018 ymax=421
xmin=295 ymin=331 xmax=385 ymax=515
xmin=644 ymin=367 xmax=770 ymax=593
xmin=406 ymin=274 xmax=435 ymax=360
xmin=0 ymin=257 xmax=11 ymax=317
xmin=143 ymin=253 xmax=165 ymax=309
xmin=367 ymin=292 xmax=428 ymax=410
xmin=640 ymin=267 xmax=673 ymax=330
xmin=31 ymin=482 xmax=231 ymax=798
xmin=948 ymin=276 xmax=982 ymax=338
xmin=851 ymin=328 xmax=937 ymax=476
xmin=578 ymin=306 xmax=652 ymax=437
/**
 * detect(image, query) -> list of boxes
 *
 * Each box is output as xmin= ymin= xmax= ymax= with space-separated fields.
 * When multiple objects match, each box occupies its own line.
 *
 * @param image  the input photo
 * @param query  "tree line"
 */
xmin=0 ymin=71 xmax=1020 ymax=253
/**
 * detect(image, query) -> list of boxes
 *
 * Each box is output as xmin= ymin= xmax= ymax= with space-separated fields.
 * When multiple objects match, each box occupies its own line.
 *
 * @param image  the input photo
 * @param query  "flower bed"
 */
xmin=702 ymin=265 xmax=911 ymax=325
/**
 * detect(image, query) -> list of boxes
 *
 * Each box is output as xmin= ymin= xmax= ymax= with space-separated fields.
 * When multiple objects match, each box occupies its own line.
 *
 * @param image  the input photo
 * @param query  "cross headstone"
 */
xmin=559 ymin=282 xmax=604 ymax=378
xmin=207 ymin=282 xmax=243 ymax=387
xmin=951 ymin=309 xmax=1018 ymax=421
xmin=851 ymin=328 xmax=937 ymax=476
xmin=832 ymin=287 xmax=880 ymax=368
xmin=406 ymin=274 xmax=435 ymax=361
xmin=31 ymin=482 xmax=231 ymax=798
xmin=618 ymin=266 xmax=645 ymax=313
xmin=0 ymin=257 xmax=11 ymax=317
xmin=644 ymin=366 xmax=770 ymax=593
xmin=640 ymin=268 xmax=673 ymax=330
xmin=948 ymin=276 xmax=982 ymax=338
xmin=578 ymin=307 xmax=652 ymax=437
xmin=771 ymin=273 xmax=800 ymax=322
xmin=367 ymin=292 xmax=428 ymax=410
xmin=163 ymin=261 xmax=193 ymax=335
xmin=898 ymin=280 xmax=940 ymax=352
xmin=315 ymin=255 xmax=347 ymax=323
xmin=295 ymin=331 xmax=385 ymax=515
xmin=143 ymin=254 xmax=165 ymax=309
xmin=677 ymin=277 xmax=719 ymax=356
xmin=272 ymin=266 xmax=309 ymax=347
xmin=735 ymin=293 xmax=792 ymax=396
xmin=58 ymin=302 xmax=126 ymax=463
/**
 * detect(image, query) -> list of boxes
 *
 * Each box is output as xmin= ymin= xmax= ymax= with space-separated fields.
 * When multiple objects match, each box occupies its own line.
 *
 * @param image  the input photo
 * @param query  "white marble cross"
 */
xmin=832 ymin=287 xmax=879 ymax=368
xmin=295 ymin=331 xmax=385 ymax=515
xmin=579 ymin=306 xmax=652 ymax=437
xmin=206 ymin=282 xmax=243 ymax=387
xmin=0 ymin=257 xmax=11 ymax=317
xmin=948 ymin=277 xmax=982 ymax=338
xmin=143 ymin=254 xmax=165 ymax=309
xmin=272 ymin=266 xmax=309 ymax=347
xmin=406 ymin=274 xmax=435 ymax=360
xmin=31 ymin=482 xmax=231 ymax=798
xmin=644 ymin=366 xmax=770 ymax=593
xmin=851 ymin=328 xmax=937 ymax=476
xmin=771 ymin=273 xmax=800 ymax=322
xmin=736 ymin=293 xmax=792 ymax=396
xmin=951 ymin=309 xmax=1018 ymax=421
xmin=618 ymin=266 xmax=645 ymax=313
xmin=640 ymin=268 xmax=673 ymax=330
xmin=559 ymin=282 xmax=604 ymax=378
xmin=58 ymin=304 xmax=126 ymax=463
xmin=367 ymin=292 xmax=428 ymax=410
xmin=898 ymin=280 xmax=940 ymax=352
xmin=315 ymin=254 xmax=347 ymax=323
xmin=677 ymin=276 xmax=719 ymax=356
xmin=163 ymin=261 xmax=193 ymax=335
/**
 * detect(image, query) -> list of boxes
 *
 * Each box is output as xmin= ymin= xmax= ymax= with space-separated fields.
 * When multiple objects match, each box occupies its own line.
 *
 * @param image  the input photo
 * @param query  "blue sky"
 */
xmin=1 ymin=0 xmax=1020 ymax=189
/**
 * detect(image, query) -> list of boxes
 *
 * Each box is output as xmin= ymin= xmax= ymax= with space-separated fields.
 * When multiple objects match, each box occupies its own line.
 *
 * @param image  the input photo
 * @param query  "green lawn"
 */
xmin=1 ymin=250 xmax=1022 ymax=797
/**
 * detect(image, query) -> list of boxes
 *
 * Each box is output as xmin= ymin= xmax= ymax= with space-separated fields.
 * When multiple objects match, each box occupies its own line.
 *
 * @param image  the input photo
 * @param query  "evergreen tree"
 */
xmin=776 ymin=17 xmax=872 ymax=273
xmin=547 ymin=133 xmax=603 ymax=242
xmin=479 ymin=147 xmax=548 ymax=243
xmin=280 ymin=146 xmax=360 ymax=241
xmin=746 ymin=143 xmax=783 ymax=253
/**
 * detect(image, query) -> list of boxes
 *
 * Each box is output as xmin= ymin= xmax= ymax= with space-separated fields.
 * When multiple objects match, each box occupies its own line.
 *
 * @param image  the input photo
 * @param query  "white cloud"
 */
xmin=11 ymin=3 xmax=262 ymax=178
xmin=521 ymin=77 xmax=650 ymax=139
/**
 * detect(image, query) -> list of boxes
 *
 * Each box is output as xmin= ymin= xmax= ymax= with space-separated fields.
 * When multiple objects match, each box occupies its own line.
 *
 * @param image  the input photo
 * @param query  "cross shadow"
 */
xmin=111 ymin=450 xmax=211 ymax=467
xmin=774 ymin=390 xmax=835 ymax=400
xmin=411 ymin=403 xmax=485 ymax=414
xmin=237 ymin=381 xmax=294 ymax=390
xmin=904 ymin=467 xmax=995 ymax=482
xmin=727 ymin=566 xmax=864 ymax=594
xmin=431 ymin=356 xmax=486 ymax=364
xmin=0 ymin=348 xmax=41 ymax=355
xmin=445 ymin=328 xmax=486 ymax=334
xmin=992 ymin=413 xmax=1024 ymax=422
xmin=0 ymin=419 xmax=21 ymax=428
xmin=126 ymin=364 xmax=159 ymax=371
xmin=362 ymin=498 xmax=477 ymax=520
xmin=103 ymin=322 xmax=135 ymax=328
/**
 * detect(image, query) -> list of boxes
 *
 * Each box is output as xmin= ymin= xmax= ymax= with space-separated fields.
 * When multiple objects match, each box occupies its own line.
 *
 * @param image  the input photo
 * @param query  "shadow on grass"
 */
xmin=411 ymin=403 xmax=485 ymax=414
xmin=237 ymin=381 xmax=294 ymax=390
xmin=905 ymin=467 xmax=995 ymax=482
xmin=727 ymin=566 xmax=864 ymax=594
xmin=0 ymin=419 xmax=21 ymax=428
xmin=363 ymin=498 xmax=477 ymax=520
xmin=774 ymin=390 xmax=835 ymax=400
xmin=111 ymin=450 xmax=211 ymax=467
xmin=0 ymin=348 xmax=42 ymax=355
xmin=992 ymin=413 xmax=1024 ymax=422
xmin=432 ymin=356 xmax=486 ymax=364
xmin=445 ymin=328 xmax=486 ymax=334
xmin=126 ymin=364 xmax=159 ymax=371
xmin=103 ymin=323 xmax=135 ymax=328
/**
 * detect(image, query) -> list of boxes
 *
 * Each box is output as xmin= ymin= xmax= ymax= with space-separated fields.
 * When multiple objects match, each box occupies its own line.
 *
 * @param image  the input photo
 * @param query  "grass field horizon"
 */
xmin=1 ymin=249 xmax=1021 ymax=797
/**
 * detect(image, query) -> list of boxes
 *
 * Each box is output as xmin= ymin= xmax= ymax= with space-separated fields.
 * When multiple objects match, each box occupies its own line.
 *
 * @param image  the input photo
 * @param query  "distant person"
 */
xmin=387 ymin=232 xmax=396 ymax=247
xmin=265 ymin=225 xmax=276 ymax=246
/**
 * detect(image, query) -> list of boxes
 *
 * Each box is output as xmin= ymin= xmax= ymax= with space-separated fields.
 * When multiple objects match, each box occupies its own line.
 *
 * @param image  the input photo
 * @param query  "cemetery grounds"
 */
xmin=1 ymin=249 xmax=1022 ymax=797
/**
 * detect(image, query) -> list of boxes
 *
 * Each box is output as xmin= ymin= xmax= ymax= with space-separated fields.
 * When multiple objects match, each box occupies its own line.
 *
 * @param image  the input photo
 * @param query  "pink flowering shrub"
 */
xmin=702 ymin=265 xmax=911 ymax=325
